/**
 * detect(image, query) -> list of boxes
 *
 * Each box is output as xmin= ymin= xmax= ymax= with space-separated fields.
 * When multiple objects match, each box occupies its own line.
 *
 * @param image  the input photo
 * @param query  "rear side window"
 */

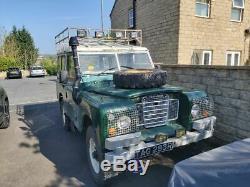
xmin=67 ymin=54 xmax=76 ymax=82
xmin=61 ymin=55 xmax=67 ymax=71
xmin=57 ymin=56 xmax=61 ymax=70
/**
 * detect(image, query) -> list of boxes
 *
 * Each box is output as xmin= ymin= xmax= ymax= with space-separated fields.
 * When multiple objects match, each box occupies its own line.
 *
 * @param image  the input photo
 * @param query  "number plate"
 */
xmin=134 ymin=142 xmax=174 ymax=159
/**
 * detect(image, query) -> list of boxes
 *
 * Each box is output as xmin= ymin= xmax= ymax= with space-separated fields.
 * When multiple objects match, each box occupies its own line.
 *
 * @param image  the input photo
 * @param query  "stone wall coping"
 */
xmin=161 ymin=64 xmax=250 ymax=70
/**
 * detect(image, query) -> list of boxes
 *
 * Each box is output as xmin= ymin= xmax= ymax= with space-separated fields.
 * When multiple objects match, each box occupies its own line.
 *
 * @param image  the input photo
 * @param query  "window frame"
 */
xmin=226 ymin=51 xmax=241 ymax=66
xmin=202 ymin=50 xmax=212 ymax=65
xmin=128 ymin=8 xmax=134 ymax=28
xmin=232 ymin=0 xmax=245 ymax=9
xmin=195 ymin=0 xmax=211 ymax=18
xmin=231 ymin=7 xmax=243 ymax=22
xmin=231 ymin=0 xmax=244 ymax=22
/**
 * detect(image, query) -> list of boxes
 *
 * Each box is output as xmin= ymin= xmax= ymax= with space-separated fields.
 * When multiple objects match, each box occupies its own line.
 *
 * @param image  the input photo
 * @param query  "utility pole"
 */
xmin=101 ymin=0 xmax=104 ymax=32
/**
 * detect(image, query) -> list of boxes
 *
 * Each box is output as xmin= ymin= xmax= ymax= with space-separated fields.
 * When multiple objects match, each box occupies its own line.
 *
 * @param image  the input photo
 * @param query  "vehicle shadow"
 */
xmin=16 ymin=102 xmax=96 ymax=187
xmin=16 ymin=102 xmax=222 ymax=187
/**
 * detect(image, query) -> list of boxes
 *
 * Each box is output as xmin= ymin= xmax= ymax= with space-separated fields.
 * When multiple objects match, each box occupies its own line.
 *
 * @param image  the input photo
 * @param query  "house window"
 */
xmin=203 ymin=51 xmax=212 ymax=65
xmin=231 ymin=0 xmax=244 ymax=22
xmin=128 ymin=9 xmax=134 ymax=28
xmin=192 ymin=50 xmax=212 ymax=65
xmin=226 ymin=51 xmax=241 ymax=66
xmin=195 ymin=0 xmax=210 ymax=18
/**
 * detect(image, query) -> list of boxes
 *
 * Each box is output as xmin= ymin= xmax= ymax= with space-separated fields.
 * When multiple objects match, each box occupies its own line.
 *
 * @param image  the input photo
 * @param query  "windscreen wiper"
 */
xmin=97 ymin=66 xmax=135 ymax=76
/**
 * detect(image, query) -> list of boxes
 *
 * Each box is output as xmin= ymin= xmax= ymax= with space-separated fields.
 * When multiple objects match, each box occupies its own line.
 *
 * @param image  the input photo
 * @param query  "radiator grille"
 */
xmin=139 ymin=94 xmax=179 ymax=128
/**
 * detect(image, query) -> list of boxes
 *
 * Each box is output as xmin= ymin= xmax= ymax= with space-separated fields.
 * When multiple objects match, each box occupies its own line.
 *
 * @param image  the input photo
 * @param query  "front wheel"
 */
xmin=59 ymin=100 xmax=71 ymax=131
xmin=0 ymin=100 xmax=10 ymax=129
xmin=86 ymin=126 xmax=105 ymax=186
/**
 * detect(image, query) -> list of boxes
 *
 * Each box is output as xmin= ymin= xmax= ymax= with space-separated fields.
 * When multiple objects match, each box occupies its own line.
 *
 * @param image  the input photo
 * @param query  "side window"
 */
xmin=67 ymin=54 xmax=76 ymax=82
xmin=195 ymin=0 xmax=210 ymax=18
xmin=231 ymin=0 xmax=244 ymax=22
xmin=192 ymin=49 xmax=212 ymax=65
xmin=226 ymin=51 xmax=241 ymax=66
xmin=61 ymin=55 xmax=67 ymax=71
xmin=57 ymin=56 xmax=61 ymax=71
xmin=128 ymin=8 xmax=134 ymax=28
xmin=202 ymin=51 xmax=212 ymax=65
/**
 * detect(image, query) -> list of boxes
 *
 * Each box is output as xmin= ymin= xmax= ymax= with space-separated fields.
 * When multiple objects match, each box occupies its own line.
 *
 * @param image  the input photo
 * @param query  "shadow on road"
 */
xmin=15 ymin=102 xmax=221 ymax=187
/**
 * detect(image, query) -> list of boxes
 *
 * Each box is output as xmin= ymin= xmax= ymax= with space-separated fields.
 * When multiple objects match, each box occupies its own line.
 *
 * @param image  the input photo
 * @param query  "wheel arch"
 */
xmin=82 ymin=114 xmax=92 ymax=137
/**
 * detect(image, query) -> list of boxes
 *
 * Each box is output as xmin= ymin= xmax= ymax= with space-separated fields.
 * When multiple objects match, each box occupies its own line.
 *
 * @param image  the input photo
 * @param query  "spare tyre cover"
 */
xmin=113 ymin=69 xmax=167 ymax=89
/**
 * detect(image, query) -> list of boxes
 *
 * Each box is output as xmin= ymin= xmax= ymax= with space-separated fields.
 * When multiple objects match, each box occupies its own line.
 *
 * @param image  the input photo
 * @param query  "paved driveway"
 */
xmin=0 ymin=76 xmax=57 ymax=106
xmin=0 ymin=77 xmax=220 ymax=187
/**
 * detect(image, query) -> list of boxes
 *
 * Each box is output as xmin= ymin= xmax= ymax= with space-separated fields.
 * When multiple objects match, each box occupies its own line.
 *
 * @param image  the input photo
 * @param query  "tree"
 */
xmin=0 ymin=27 xmax=7 ymax=56
xmin=3 ymin=26 xmax=39 ymax=69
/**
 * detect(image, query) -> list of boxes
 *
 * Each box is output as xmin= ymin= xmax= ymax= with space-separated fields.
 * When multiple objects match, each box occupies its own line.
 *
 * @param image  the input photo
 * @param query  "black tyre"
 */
xmin=59 ymin=100 xmax=71 ymax=131
xmin=0 ymin=99 xmax=10 ymax=129
xmin=86 ymin=126 xmax=105 ymax=186
xmin=113 ymin=69 xmax=167 ymax=89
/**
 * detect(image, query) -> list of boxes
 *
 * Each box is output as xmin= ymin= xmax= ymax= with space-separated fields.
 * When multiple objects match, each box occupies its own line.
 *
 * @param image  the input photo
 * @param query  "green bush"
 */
xmin=0 ymin=56 xmax=21 ymax=71
xmin=42 ymin=58 xmax=57 ymax=76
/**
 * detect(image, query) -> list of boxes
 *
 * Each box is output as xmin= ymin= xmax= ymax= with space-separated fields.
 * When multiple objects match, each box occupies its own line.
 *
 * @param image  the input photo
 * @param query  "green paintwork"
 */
xmin=57 ymin=72 xmax=209 ymax=150
xmin=57 ymin=69 xmax=209 ymax=152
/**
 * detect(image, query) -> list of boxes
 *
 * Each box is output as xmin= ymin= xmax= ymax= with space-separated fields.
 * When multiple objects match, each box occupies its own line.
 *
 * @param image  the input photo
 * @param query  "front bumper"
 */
xmin=105 ymin=116 xmax=216 ymax=163
xmin=8 ymin=73 xmax=22 ymax=78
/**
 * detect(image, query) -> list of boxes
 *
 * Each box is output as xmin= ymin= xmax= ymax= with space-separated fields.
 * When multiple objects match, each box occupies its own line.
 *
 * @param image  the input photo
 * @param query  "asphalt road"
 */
xmin=0 ymin=76 xmax=57 ymax=106
xmin=0 ymin=77 xmax=220 ymax=187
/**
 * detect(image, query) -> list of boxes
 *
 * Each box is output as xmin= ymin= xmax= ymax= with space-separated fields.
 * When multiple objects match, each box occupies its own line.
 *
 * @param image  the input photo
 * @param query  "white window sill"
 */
xmin=230 ymin=19 xmax=242 ymax=23
xmin=195 ymin=15 xmax=210 ymax=19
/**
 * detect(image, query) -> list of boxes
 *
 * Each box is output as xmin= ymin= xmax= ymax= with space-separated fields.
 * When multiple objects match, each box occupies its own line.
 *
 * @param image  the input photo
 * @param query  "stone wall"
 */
xmin=161 ymin=65 xmax=250 ymax=142
xmin=0 ymin=70 xmax=30 ymax=79
xmin=111 ymin=0 xmax=180 ymax=65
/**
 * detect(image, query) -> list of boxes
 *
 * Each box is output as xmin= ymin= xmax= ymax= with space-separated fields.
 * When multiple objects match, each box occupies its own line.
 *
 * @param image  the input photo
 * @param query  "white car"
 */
xmin=30 ymin=66 xmax=46 ymax=77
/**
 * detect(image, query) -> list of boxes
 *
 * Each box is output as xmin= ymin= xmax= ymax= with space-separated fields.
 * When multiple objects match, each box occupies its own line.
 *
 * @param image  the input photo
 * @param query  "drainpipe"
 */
xmin=69 ymin=36 xmax=81 ymax=103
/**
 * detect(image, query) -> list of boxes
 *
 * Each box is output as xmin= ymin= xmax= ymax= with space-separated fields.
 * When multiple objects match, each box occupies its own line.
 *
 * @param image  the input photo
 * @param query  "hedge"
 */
xmin=0 ymin=56 xmax=21 ymax=71
xmin=42 ymin=58 xmax=57 ymax=76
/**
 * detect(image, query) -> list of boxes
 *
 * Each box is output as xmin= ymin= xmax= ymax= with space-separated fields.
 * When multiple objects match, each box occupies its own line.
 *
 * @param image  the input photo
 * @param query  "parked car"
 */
xmin=0 ymin=86 xmax=10 ymax=129
xmin=6 ymin=67 xmax=22 ymax=79
xmin=55 ymin=28 xmax=216 ymax=185
xmin=30 ymin=66 xmax=46 ymax=77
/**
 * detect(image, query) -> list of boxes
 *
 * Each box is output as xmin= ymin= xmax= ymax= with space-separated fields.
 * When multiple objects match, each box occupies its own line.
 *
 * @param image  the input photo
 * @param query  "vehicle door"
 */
xmin=63 ymin=53 xmax=78 ymax=125
xmin=57 ymin=54 xmax=68 ymax=95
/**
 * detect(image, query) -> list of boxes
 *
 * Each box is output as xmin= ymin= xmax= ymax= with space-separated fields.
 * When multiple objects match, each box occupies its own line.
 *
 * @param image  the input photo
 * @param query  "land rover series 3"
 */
xmin=55 ymin=28 xmax=216 ymax=184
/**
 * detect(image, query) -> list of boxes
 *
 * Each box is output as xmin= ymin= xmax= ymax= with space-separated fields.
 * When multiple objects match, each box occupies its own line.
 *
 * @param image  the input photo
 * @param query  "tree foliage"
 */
xmin=0 ymin=56 xmax=20 ymax=71
xmin=3 ymin=26 xmax=38 ymax=69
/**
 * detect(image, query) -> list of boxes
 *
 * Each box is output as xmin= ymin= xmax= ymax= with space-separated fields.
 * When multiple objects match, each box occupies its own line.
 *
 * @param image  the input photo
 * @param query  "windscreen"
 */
xmin=79 ymin=54 xmax=118 ymax=74
xmin=31 ymin=67 xmax=43 ymax=70
xmin=8 ymin=68 xmax=19 ymax=71
xmin=118 ymin=53 xmax=154 ymax=70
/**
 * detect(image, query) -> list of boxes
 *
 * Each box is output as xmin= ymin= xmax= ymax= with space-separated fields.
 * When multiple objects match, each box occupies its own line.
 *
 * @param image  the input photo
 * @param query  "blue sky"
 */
xmin=0 ymin=0 xmax=115 ymax=54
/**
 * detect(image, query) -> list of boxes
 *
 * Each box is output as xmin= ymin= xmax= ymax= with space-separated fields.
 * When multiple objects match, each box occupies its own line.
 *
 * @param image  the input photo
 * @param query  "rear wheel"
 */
xmin=0 ymin=99 xmax=10 ymax=129
xmin=59 ymin=99 xmax=71 ymax=131
xmin=86 ymin=126 xmax=105 ymax=186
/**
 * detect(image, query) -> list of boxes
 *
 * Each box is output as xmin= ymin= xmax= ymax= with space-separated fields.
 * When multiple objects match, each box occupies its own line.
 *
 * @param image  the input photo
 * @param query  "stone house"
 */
xmin=110 ymin=0 xmax=250 ymax=66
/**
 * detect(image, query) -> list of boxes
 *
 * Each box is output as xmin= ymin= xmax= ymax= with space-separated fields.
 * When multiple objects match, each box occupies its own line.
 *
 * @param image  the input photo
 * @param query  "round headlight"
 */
xmin=117 ymin=116 xmax=131 ymax=129
xmin=191 ymin=104 xmax=200 ymax=118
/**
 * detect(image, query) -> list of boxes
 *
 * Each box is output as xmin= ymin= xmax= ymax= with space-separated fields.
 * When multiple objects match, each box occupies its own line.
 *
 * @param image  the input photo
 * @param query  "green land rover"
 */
xmin=55 ymin=28 xmax=216 ymax=184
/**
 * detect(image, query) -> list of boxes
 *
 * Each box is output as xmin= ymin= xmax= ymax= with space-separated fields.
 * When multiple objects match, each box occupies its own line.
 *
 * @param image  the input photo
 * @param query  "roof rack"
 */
xmin=55 ymin=27 xmax=143 ymax=53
